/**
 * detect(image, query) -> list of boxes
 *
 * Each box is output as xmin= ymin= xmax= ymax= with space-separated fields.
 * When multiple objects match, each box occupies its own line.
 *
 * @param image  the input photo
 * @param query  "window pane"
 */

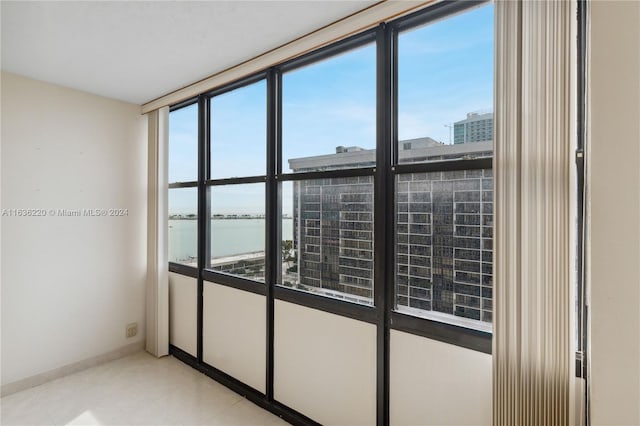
xmin=279 ymin=177 xmax=374 ymax=306
xmin=169 ymin=187 xmax=198 ymax=266
xmin=169 ymin=104 xmax=198 ymax=183
xmin=283 ymin=44 xmax=376 ymax=173
xmin=397 ymin=4 xmax=494 ymax=163
xmin=210 ymin=81 xmax=266 ymax=179
xmin=210 ymin=183 xmax=265 ymax=282
xmin=395 ymin=170 xmax=493 ymax=331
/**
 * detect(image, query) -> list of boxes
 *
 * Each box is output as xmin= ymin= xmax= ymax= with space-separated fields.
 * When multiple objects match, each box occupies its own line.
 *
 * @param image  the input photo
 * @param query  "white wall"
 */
xmin=588 ymin=2 xmax=640 ymax=425
xmin=389 ymin=330 xmax=492 ymax=425
xmin=274 ymin=301 xmax=377 ymax=425
xmin=0 ymin=72 xmax=147 ymax=386
xmin=168 ymin=272 xmax=197 ymax=357
xmin=203 ymin=282 xmax=265 ymax=392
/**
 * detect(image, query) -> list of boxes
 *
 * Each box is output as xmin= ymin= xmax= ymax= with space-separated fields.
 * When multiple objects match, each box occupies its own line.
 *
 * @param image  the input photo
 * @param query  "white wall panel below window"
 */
xmin=390 ymin=330 xmax=492 ymax=426
xmin=203 ymin=282 xmax=266 ymax=393
xmin=274 ymin=300 xmax=376 ymax=426
xmin=168 ymin=272 xmax=197 ymax=357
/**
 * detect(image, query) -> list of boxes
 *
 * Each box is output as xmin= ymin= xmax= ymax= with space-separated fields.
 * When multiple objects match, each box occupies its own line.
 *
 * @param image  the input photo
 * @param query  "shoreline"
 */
xmin=169 ymin=216 xmax=292 ymax=220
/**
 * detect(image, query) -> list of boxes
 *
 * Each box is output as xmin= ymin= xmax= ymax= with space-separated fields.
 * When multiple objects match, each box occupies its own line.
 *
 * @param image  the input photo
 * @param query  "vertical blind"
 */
xmin=146 ymin=106 xmax=170 ymax=357
xmin=494 ymin=0 xmax=576 ymax=424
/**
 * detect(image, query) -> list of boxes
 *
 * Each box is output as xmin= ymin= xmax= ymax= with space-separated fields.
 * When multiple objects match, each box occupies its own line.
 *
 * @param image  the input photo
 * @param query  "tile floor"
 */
xmin=0 ymin=352 xmax=289 ymax=426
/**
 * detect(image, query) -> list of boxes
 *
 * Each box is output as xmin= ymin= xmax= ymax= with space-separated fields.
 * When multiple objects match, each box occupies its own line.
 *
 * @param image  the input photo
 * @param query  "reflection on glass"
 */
xmin=282 ymin=43 xmax=376 ymax=173
xmin=397 ymin=3 xmax=494 ymax=163
xmin=395 ymin=170 xmax=493 ymax=331
xmin=279 ymin=178 xmax=374 ymax=306
xmin=210 ymin=183 xmax=265 ymax=281
xmin=210 ymin=81 xmax=266 ymax=179
xmin=169 ymin=104 xmax=198 ymax=183
xmin=169 ymin=188 xmax=198 ymax=266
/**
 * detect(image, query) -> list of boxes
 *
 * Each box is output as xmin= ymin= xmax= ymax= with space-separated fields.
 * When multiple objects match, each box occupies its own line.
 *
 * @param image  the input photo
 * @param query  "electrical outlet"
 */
xmin=126 ymin=322 xmax=138 ymax=338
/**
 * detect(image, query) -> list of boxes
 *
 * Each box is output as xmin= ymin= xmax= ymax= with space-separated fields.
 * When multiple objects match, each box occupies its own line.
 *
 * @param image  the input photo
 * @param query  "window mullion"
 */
xmin=196 ymin=94 xmax=209 ymax=364
xmin=265 ymin=68 xmax=279 ymax=402
xmin=374 ymin=22 xmax=394 ymax=426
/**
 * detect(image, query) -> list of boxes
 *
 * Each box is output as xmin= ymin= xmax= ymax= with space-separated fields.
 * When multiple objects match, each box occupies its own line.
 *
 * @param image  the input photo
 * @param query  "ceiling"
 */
xmin=1 ymin=1 xmax=377 ymax=105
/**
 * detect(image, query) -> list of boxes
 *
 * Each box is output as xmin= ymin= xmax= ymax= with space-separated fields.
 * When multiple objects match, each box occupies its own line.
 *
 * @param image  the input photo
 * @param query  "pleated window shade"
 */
xmin=493 ymin=0 xmax=577 ymax=424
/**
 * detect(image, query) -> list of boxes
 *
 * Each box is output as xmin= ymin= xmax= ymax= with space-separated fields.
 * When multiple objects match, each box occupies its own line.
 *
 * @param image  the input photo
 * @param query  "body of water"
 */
xmin=169 ymin=218 xmax=293 ymax=264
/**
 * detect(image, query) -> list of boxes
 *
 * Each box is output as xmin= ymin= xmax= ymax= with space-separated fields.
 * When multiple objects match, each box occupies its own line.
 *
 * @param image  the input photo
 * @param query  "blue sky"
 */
xmin=169 ymin=3 xmax=493 ymax=215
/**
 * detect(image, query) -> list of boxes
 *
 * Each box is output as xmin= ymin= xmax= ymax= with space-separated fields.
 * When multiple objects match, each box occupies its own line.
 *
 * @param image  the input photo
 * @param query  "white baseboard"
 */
xmin=1 ymin=340 xmax=145 ymax=397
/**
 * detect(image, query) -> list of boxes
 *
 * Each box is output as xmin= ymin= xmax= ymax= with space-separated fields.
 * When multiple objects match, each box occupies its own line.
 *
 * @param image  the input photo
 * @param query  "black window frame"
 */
xmin=388 ymin=0 xmax=493 ymax=352
xmin=167 ymin=2 xmax=494 ymax=425
xmin=203 ymin=72 xmax=269 ymax=291
xmin=277 ymin=27 xmax=378 ymax=313
xmin=168 ymin=98 xmax=199 ymax=272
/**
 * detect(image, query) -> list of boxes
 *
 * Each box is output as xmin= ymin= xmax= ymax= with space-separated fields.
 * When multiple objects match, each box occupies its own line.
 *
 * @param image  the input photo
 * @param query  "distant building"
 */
xmin=453 ymin=112 xmax=493 ymax=144
xmin=288 ymin=137 xmax=493 ymax=325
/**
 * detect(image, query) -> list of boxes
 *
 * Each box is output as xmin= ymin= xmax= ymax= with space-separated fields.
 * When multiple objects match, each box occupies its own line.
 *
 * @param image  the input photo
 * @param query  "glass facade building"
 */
xmin=288 ymin=176 xmax=375 ymax=305
xmin=286 ymin=134 xmax=493 ymax=327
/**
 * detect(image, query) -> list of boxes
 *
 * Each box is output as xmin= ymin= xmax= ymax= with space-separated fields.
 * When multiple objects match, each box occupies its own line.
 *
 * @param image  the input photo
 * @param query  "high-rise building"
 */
xmin=287 ymin=137 xmax=493 ymax=325
xmin=453 ymin=112 xmax=493 ymax=144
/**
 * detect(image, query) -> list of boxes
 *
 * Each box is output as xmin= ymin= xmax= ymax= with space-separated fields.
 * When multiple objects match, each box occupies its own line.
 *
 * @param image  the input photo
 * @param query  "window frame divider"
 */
xmin=278 ymin=28 xmax=377 ymax=74
xmin=391 ymin=0 xmax=488 ymax=33
xmin=201 ymin=269 xmax=267 ymax=296
xmin=265 ymin=67 xmax=279 ymax=403
xmin=169 ymin=97 xmax=198 ymax=113
xmin=390 ymin=310 xmax=492 ymax=353
xmin=374 ymin=22 xmax=393 ymax=426
xmin=168 ymin=181 xmax=198 ymax=189
xmin=205 ymin=176 xmax=266 ymax=186
xmin=394 ymin=158 xmax=493 ymax=174
xmin=273 ymin=286 xmax=378 ymax=324
xmin=278 ymin=167 xmax=375 ymax=182
xmin=196 ymin=94 xmax=209 ymax=364
xmin=203 ymin=71 xmax=269 ymax=101
xmin=169 ymin=262 xmax=199 ymax=278
xmin=169 ymin=344 xmax=321 ymax=426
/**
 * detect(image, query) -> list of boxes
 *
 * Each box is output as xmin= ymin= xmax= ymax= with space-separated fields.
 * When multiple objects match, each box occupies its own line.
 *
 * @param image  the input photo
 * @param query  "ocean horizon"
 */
xmin=169 ymin=217 xmax=293 ymax=263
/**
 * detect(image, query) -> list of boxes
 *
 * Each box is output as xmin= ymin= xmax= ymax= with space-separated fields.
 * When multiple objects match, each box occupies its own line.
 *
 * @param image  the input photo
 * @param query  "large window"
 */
xmin=278 ymin=37 xmax=377 ymax=306
xmin=168 ymin=103 xmax=198 ymax=266
xmin=395 ymin=170 xmax=493 ymax=328
xmin=210 ymin=183 xmax=266 ymax=281
xmin=166 ymin=3 xmax=495 ymax=424
xmin=210 ymin=80 xmax=266 ymax=179
xmin=397 ymin=4 xmax=494 ymax=154
xmin=167 ymin=0 xmax=493 ymax=349
xmin=207 ymin=79 xmax=267 ymax=283
xmin=282 ymin=43 xmax=376 ymax=173
xmin=280 ymin=177 xmax=375 ymax=305
xmin=394 ymin=2 xmax=494 ymax=331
